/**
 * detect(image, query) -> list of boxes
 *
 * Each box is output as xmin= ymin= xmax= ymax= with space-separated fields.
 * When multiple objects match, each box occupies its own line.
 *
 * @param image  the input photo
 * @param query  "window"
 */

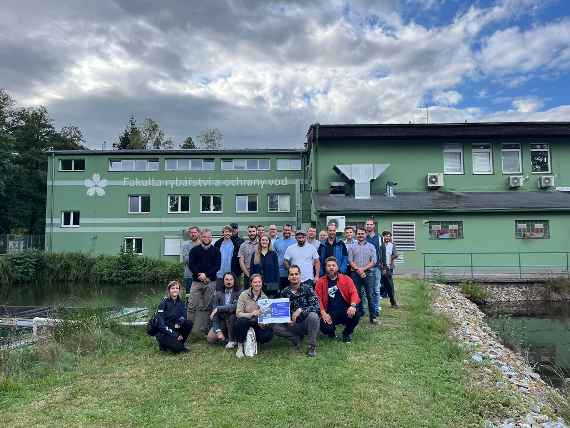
xmin=276 ymin=159 xmax=302 ymax=171
xmin=168 ymin=195 xmax=190 ymax=213
xmin=109 ymin=159 xmax=159 ymax=171
xmin=221 ymin=159 xmax=270 ymax=170
xmin=515 ymin=220 xmax=550 ymax=239
xmin=268 ymin=193 xmax=291 ymax=212
xmin=128 ymin=195 xmax=150 ymax=213
xmin=443 ymin=144 xmax=463 ymax=174
xmin=164 ymin=237 xmax=181 ymax=256
xmin=530 ymin=144 xmax=551 ymax=173
xmin=472 ymin=144 xmax=493 ymax=174
xmin=392 ymin=222 xmax=416 ymax=250
xmin=124 ymin=237 xmax=143 ymax=255
xmin=429 ymin=221 xmax=463 ymax=240
xmin=236 ymin=194 xmax=258 ymax=213
xmin=501 ymin=144 xmax=522 ymax=174
xmin=164 ymin=158 xmax=214 ymax=171
xmin=201 ymin=194 xmax=223 ymax=213
xmin=61 ymin=211 xmax=80 ymax=227
xmin=59 ymin=159 xmax=85 ymax=171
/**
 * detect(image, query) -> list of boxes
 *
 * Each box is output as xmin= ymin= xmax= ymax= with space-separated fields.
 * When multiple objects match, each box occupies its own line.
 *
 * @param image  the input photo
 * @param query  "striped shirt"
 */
xmin=348 ymin=241 xmax=377 ymax=270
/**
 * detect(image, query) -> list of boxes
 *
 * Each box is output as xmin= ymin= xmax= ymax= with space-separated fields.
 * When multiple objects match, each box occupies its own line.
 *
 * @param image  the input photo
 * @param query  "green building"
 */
xmin=46 ymin=122 xmax=570 ymax=277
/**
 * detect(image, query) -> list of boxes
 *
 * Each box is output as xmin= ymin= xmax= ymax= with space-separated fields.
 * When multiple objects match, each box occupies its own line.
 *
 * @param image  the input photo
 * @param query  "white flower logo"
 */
xmin=84 ymin=173 xmax=108 ymax=197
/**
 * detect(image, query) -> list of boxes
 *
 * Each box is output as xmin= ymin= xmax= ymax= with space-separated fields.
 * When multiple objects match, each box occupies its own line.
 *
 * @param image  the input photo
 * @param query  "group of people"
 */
xmin=153 ymin=220 xmax=399 ymax=358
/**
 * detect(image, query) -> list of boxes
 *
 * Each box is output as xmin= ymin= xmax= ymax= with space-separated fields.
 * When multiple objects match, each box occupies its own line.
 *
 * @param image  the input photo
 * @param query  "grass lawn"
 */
xmin=1 ymin=279 xmax=516 ymax=427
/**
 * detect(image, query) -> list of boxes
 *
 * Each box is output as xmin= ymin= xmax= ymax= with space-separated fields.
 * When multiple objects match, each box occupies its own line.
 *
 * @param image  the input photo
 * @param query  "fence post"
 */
xmin=567 ymin=252 xmax=569 ymax=279
xmin=423 ymin=253 xmax=426 ymax=279
xmin=470 ymin=253 xmax=474 ymax=279
xmin=518 ymin=253 xmax=522 ymax=279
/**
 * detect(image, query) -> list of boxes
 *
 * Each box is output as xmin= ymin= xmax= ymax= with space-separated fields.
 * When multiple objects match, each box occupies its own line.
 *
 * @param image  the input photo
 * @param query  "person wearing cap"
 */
xmin=230 ymin=223 xmax=244 ymax=248
xmin=284 ymin=229 xmax=320 ymax=287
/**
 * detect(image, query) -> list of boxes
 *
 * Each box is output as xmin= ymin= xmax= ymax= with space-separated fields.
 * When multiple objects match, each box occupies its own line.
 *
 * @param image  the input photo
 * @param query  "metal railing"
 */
xmin=423 ymin=251 xmax=570 ymax=280
xmin=0 ymin=235 xmax=45 ymax=255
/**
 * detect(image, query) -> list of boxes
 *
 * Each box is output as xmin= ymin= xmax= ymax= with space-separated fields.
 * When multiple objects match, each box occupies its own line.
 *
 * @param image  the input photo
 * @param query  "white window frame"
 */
xmin=235 ymin=194 xmax=258 ymax=213
xmin=515 ymin=220 xmax=550 ymax=239
xmin=128 ymin=195 xmax=151 ymax=214
xmin=61 ymin=211 xmax=80 ymax=228
xmin=268 ymin=193 xmax=291 ymax=213
xmin=530 ymin=144 xmax=551 ymax=174
xmin=124 ymin=237 xmax=144 ymax=255
xmin=59 ymin=159 xmax=85 ymax=171
xmin=501 ymin=144 xmax=522 ymax=174
xmin=392 ymin=222 xmax=416 ymax=251
xmin=276 ymin=158 xmax=302 ymax=171
xmin=168 ymin=194 xmax=191 ymax=213
xmin=109 ymin=159 xmax=159 ymax=172
xmin=443 ymin=144 xmax=464 ymax=175
xmin=221 ymin=159 xmax=270 ymax=171
xmin=429 ymin=221 xmax=463 ymax=240
xmin=164 ymin=158 xmax=215 ymax=171
xmin=472 ymin=144 xmax=493 ymax=175
xmin=200 ymin=194 xmax=223 ymax=213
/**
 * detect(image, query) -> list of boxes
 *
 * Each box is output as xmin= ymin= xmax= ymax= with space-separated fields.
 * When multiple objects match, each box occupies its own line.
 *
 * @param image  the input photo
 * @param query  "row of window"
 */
xmin=443 ymin=143 xmax=551 ymax=175
xmin=429 ymin=220 xmax=550 ymax=240
xmin=59 ymin=158 xmax=302 ymax=172
xmin=60 ymin=193 xmax=292 ymax=226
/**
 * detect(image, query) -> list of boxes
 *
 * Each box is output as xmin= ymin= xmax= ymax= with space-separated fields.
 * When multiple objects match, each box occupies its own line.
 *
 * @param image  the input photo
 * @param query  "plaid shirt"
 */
xmin=280 ymin=283 xmax=320 ymax=321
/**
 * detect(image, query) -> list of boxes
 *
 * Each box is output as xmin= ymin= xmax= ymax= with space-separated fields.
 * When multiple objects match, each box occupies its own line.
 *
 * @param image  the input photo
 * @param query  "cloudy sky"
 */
xmin=1 ymin=0 xmax=570 ymax=149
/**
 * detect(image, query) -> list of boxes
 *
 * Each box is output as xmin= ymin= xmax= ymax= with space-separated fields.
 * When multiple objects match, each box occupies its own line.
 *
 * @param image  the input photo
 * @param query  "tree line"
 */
xmin=0 ymin=88 xmax=223 ymax=236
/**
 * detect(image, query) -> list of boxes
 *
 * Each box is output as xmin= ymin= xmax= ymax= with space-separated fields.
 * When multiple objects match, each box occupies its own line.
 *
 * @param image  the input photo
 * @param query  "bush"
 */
xmin=459 ymin=281 xmax=489 ymax=304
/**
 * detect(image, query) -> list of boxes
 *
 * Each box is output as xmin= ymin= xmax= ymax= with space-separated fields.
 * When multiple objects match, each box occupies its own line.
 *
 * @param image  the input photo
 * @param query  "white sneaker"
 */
xmin=235 ymin=344 xmax=244 ymax=358
xmin=225 ymin=341 xmax=236 ymax=349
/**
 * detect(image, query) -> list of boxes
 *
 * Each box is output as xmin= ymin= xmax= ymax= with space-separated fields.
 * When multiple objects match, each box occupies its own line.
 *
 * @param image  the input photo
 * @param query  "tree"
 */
xmin=141 ymin=118 xmax=173 ymax=150
xmin=197 ymin=128 xmax=223 ymax=150
xmin=180 ymin=136 xmax=197 ymax=149
xmin=113 ymin=115 xmax=144 ymax=150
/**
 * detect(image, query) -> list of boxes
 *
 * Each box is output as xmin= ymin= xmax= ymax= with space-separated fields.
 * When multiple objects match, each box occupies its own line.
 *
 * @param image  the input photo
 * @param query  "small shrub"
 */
xmin=459 ymin=281 xmax=489 ymax=304
xmin=544 ymin=278 xmax=570 ymax=296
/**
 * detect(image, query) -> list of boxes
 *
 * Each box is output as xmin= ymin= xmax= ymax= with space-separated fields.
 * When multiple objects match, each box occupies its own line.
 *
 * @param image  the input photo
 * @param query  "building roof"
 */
xmin=312 ymin=191 xmax=570 ymax=213
xmin=306 ymin=122 xmax=570 ymax=145
xmin=50 ymin=148 xmax=305 ymax=156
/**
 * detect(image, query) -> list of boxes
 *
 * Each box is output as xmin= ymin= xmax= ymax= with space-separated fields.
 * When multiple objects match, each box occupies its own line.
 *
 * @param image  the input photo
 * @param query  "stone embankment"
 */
xmin=479 ymin=282 xmax=570 ymax=304
xmin=431 ymin=282 xmax=568 ymax=428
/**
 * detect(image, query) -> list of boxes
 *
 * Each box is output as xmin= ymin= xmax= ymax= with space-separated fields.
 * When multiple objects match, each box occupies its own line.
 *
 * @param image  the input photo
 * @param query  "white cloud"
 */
xmin=512 ymin=97 xmax=544 ymax=113
xmin=433 ymin=90 xmax=463 ymax=106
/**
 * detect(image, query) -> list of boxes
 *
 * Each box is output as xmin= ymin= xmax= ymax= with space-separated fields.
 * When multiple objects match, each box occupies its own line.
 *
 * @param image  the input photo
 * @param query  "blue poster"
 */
xmin=257 ymin=298 xmax=290 ymax=324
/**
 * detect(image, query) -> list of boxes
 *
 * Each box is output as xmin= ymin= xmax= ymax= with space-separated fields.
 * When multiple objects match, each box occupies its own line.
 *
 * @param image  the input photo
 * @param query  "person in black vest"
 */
xmin=250 ymin=235 xmax=280 ymax=297
xmin=155 ymin=280 xmax=193 ymax=353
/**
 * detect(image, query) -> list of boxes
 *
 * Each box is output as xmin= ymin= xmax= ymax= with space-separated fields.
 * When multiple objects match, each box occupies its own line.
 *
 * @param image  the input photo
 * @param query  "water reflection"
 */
xmin=482 ymin=301 xmax=570 ymax=387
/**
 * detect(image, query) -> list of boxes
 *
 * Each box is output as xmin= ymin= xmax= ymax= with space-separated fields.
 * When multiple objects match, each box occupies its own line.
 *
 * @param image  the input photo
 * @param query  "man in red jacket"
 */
xmin=315 ymin=256 xmax=361 ymax=343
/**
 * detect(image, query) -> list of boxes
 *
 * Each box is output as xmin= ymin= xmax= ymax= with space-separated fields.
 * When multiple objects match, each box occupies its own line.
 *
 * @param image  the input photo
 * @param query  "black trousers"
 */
xmin=320 ymin=309 xmax=360 ymax=338
xmin=234 ymin=317 xmax=273 ymax=344
xmin=381 ymin=271 xmax=397 ymax=306
xmin=156 ymin=320 xmax=193 ymax=353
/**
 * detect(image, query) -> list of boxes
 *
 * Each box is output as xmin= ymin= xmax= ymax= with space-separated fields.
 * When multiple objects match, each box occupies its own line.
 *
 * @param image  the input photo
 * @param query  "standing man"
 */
xmin=365 ymin=218 xmax=382 ymax=320
xmin=181 ymin=226 xmax=201 ymax=295
xmin=230 ymin=223 xmax=244 ymax=247
xmin=306 ymin=227 xmax=320 ymax=251
xmin=256 ymin=224 xmax=265 ymax=240
xmin=284 ymin=230 xmax=320 ymax=287
xmin=273 ymin=265 xmax=321 ymax=357
xmin=344 ymin=225 xmax=356 ymax=247
xmin=214 ymin=226 xmax=241 ymax=289
xmin=317 ymin=223 xmax=348 ymax=276
xmin=380 ymin=231 xmax=399 ymax=308
xmin=268 ymin=224 xmax=279 ymax=245
xmin=348 ymin=226 xmax=378 ymax=324
xmin=238 ymin=225 xmax=259 ymax=288
xmin=315 ymin=257 xmax=361 ymax=343
xmin=273 ymin=224 xmax=296 ymax=290
xmin=187 ymin=229 xmax=221 ymax=334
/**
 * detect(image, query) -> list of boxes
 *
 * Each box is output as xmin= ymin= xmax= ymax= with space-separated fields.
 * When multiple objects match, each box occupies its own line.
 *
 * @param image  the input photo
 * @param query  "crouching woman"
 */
xmin=234 ymin=274 xmax=273 ymax=357
xmin=156 ymin=280 xmax=193 ymax=353
xmin=207 ymin=272 xmax=241 ymax=348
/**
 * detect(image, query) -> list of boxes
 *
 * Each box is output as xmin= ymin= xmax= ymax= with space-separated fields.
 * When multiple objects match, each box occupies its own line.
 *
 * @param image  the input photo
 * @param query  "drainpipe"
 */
xmin=49 ymin=151 xmax=55 ymax=253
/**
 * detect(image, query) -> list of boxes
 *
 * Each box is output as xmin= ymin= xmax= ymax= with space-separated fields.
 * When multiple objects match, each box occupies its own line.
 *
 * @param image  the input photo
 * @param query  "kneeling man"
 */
xmin=315 ymin=257 xmax=361 ymax=343
xmin=273 ymin=265 xmax=321 ymax=357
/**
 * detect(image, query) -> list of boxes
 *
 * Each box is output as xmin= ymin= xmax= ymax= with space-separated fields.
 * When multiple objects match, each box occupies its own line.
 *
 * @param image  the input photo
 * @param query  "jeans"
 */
xmin=207 ymin=313 xmax=236 ymax=344
xmin=234 ymin=317 xmax=274 ymax=344
xmin=351 ymin=272 xmax=376 ymax=321
xmin=320 ymin=309 xmax=361 ymax=338
xmin=273 ymin=312 xmax=320 ymax=347
xmin=370 ymin=267 xmax=381 ymax=317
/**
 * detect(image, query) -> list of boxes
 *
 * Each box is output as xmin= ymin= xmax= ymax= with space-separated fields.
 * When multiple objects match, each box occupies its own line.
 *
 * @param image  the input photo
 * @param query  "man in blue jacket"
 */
xmin=318 ymin=223 xmax=348 ymax=276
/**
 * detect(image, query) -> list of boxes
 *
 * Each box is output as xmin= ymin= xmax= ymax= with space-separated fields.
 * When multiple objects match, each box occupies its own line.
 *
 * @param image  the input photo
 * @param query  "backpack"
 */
xmin=146 ymin=310 xmax=160 ymax=336
xmin=244 ymin=327 xmax=258 ymax=357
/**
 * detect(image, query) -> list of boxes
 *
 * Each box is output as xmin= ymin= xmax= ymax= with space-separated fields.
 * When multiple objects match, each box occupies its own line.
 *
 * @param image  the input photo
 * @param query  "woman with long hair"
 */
xmin=207 ymin=272 xmax=241 ymax=348
xmin=155 ymin=280 xmax=193 ymax=353
xmin=250 ymin=235 xmax=280 ymax=297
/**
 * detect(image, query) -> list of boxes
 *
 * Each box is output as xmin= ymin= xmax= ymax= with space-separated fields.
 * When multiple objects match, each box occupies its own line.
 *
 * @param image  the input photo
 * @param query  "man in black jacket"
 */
xmin=188 ymin=229 xmax=221 ymax=334
xmin=214 ymin=225 xmax=242 ymax=289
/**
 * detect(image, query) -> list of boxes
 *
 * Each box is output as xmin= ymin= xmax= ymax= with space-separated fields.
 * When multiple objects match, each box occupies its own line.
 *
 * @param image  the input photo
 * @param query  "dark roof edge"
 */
xmin=50 ymin=148 xmax=306 ymax=156
xmin=317 ymin=207 xmax=570 ymax=214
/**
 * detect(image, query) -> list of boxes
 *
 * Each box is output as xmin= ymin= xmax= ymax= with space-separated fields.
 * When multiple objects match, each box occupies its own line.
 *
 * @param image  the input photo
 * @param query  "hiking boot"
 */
xmin=225 ymin=341 xmax=236 ymax=349
xmin=342 ymin=334 xmax=352 ymax=343
xmin=370 ymin=318 xmax=380 ymax=325
xmin=307 ymin=345 xmax=317 ymax=358
xmin=235 ymin=344 xmax=244 ymax=358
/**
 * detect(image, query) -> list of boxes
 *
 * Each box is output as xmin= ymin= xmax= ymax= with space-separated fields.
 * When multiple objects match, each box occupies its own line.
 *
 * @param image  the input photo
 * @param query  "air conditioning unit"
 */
xmin=426 ymin=173 xmax=444 ymax=188
xmin=329 ymin=181 xmax=346 ymax=195
xmin=539 ymin=175 xmax=555 ymax=189
xmin=326 ymin=215 xmax=346 ymax=232
xmin=508 ymin=175 xmax=523 ymax=188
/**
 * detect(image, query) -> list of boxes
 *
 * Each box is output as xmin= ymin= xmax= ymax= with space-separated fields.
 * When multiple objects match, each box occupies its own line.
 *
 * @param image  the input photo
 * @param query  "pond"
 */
xmin=481 ymin=301 xmax=570 ymax=388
